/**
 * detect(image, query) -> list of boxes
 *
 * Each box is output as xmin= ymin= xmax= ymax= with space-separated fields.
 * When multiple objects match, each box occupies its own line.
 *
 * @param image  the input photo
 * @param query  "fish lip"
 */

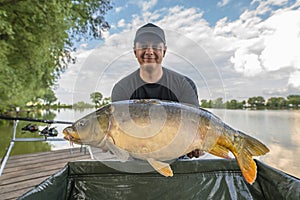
xmin=62 ymin=127 xmax=81 ymax=143
xmin=63 ymin=126 xmax=77 ymax=136
xmin=63 ymin=134 xmax=83 ymax=145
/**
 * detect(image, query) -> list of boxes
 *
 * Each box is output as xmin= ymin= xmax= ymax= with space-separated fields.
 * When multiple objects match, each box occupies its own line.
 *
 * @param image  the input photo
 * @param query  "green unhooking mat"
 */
xmin=19 ymin=159 xmax=300 ymax=200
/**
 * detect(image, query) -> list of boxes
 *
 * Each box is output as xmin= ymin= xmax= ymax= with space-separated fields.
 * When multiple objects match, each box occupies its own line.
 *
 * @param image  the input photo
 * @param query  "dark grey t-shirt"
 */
xmin=111 ymin=67 xmax=199 ymax=106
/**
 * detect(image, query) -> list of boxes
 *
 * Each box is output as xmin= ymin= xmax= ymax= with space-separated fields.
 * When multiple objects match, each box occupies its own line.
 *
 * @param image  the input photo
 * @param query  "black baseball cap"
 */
xmin=134 ymin=23 xmax=166 ymax=46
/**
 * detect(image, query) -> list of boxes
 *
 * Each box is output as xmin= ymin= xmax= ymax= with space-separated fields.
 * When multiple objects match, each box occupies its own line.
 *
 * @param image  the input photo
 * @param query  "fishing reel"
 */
xmin=39 ymin=125 xmax=58 ymax=137
xmin=21 ymin=123 xmax=39 ymax=134
xmin=21 ymin=123 xmax=58 ymax=138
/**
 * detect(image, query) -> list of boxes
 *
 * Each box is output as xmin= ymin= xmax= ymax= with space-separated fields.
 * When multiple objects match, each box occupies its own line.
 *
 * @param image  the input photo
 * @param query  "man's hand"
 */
xmin=187 ymin=149 xmax=204 ymax=158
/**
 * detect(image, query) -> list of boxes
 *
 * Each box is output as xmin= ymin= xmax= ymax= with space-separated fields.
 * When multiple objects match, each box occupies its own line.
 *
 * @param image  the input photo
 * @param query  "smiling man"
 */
xmin=111 ymin=23 xmax=199 ymax=107
xmin=111 ymin=23 xmax=202 ymax=159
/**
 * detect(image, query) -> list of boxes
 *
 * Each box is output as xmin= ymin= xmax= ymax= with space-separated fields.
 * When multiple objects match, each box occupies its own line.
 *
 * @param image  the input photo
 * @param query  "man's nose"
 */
xmin=145 ymin=47 xmax=154 ymax=55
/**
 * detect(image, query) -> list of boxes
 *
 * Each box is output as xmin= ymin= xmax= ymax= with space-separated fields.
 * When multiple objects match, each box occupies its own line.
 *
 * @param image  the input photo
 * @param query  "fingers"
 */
xmin=187 ymin=149 xmax=205 ymax=158
xmin=193 ymin=149 xmax=202 ymax=158
xmin=187 ymin=151 xmax=194 ymax=158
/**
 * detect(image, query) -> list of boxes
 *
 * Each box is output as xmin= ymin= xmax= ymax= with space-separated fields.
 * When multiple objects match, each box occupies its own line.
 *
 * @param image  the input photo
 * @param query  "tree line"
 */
xmin=88 ymin=92 xmax=300 ymax=110
xmin=200 ymin=95 xmax=300 ymax=109
xmin=3 ymin=91 xmax=300 ymax=114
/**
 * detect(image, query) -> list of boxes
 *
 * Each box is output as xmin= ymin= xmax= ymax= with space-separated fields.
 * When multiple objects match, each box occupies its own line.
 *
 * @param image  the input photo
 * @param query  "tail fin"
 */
xmin=233 ymin=131 xmax=269 ymax=184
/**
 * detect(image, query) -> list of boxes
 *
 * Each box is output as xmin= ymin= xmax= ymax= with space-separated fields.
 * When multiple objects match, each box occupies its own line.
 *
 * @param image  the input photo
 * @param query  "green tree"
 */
xmin=266 ymin=97 xmax=287 ymax=109
xmin=212 ymin=98 xmax=225 ymax=109
xmin=73 ymin=101 xmax=94 ymax=109
xmin=200 ymin=99 xmax=212 ymax=108
xmin=287 ymin=95 xmax=300 ymax=108
xmin=42 ymin=89 xmax=57 ymax=105
xmin=247 ymin=96 xmax=265 ymax=109
xmin=90 ymin=92 xmax=103 ymax=107
xmin=226 ymin=99 xmax=237 ymax=109
xmin=102 ymin=97 xmax=111 ymax=106
xmin=0 ymin=0 xmax=112 ymax=111
xmin=225 ymin=99 xmax=244 ymax=109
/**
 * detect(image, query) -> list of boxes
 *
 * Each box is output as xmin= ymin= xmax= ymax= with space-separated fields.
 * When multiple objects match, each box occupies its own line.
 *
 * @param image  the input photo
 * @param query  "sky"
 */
xmin=55 ymin=0 xmax=300 ymax=104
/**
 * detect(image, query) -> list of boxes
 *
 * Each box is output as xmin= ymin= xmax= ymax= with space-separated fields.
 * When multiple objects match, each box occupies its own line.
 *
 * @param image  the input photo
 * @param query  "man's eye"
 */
xmin=136 ymin=44 xmax=162 ymax=50
xmin=152 ymin=46 xmax=163 ymax=51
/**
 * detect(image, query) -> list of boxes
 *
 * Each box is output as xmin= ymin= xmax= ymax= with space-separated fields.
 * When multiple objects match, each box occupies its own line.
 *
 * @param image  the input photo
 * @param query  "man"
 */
xmin=111 ymin=23 xmax=199 ymax=107
xmin=111 ymin=23 xmax=202 ymax=158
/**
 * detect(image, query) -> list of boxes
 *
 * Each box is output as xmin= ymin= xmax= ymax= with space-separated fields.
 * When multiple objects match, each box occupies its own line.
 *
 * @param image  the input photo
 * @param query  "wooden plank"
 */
xmin=4 ymin=149 xmax=89 ymax=169
xmin=5 ymin=147 xmax=87 ymax=165
xmin=0 ymin=176 xmax=47 ymax=195
xmin=8 ymin=146 xmax=87 ymax=160
xmin=0 ymin=166 xmax=60 ymax=186
xmin=1 ymin=187 xmax=37 ymax=200
xmin=0 ymin=148 xmax=91 ymax=200
xmin=3 ymin=152 xmax=89 ymax=174
xmin=0 ymin=168 xmax=60 ymax=199
xmin=0 ymin=154 xmax=89 ymax=184
xmin=6 ymin=149 xmax=67 ymax=160
xmin=3 ymin=149 xmax=89 ymax=171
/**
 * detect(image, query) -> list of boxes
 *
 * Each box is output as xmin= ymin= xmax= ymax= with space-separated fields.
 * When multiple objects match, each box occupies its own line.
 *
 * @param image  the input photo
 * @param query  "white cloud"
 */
xmin=252 ymin=0 xmax=289 ymax=15
xmin=260 ymin=10 xmax=300 ymax=71
xmin=214 ymin=11 xmax=263 ymax=40
xmin=139 ymin=0 xmax=158 ymax=12
xmin=117 ymin=19 xmax=126 ymax=28
xmin=115 ymin=7 xmax=122 ymax=13
xmin=217 ymin=0 xmax=230 ymax=7
xmin=228 ymin=1 xmax=300 ymax=77
xmin=230 ymin=48 xmax=263 ymax=76
xmin=288 ymin=70 xmax=300 ymax=88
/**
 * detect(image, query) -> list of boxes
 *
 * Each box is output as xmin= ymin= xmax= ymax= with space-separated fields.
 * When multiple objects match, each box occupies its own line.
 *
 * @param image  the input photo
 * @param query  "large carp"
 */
xmin=63 ymin=99 xmax=269 ymax=184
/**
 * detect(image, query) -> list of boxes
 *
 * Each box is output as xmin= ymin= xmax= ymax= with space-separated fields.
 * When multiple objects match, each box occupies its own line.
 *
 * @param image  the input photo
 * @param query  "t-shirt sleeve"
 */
xmin=111 ymin=83 xmax=127 ymax=102
xmin=180 ymin=77 xmax=199 ymax=107
xmin=111 ymin=70 xmax=140 ymax=102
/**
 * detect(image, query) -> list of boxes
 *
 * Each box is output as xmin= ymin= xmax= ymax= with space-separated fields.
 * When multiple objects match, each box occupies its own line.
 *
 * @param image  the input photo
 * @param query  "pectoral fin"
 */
xmin=147 ymin=158 xmax=173 ymax=177
xmin=105 ymin=137 xmax=130 ymax=162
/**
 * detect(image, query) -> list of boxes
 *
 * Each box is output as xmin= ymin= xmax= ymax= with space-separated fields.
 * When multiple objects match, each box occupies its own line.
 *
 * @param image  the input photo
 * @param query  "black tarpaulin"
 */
xmin=19 ymin=159 xmax=300 ymax=200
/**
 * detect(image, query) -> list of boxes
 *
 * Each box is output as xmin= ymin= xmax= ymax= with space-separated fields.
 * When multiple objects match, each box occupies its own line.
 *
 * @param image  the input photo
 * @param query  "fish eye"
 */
xmin=77 ymin=119 xmax=88 ymax=127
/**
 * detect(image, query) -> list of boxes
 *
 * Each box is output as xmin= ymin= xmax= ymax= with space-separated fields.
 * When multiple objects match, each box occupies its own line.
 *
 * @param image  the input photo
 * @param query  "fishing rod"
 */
xmin=0 ymin=115 xmax=73 ymax=124
xmin=0 ymin=115 xmax=74 ymax=176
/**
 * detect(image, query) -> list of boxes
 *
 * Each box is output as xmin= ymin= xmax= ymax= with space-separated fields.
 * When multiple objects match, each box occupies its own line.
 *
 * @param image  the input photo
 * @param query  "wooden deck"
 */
xmin=0 ymin=148 xmax=91 ymax=200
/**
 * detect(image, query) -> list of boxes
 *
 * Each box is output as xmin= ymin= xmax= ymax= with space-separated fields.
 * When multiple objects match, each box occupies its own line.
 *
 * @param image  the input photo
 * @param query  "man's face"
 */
xmin=134 ymin=41 xmax=166 ymax=68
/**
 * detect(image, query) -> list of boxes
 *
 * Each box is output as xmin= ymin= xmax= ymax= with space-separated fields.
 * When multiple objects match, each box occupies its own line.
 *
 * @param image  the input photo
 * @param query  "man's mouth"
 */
xmin=143 ymin=57 xmax=156 ymax=62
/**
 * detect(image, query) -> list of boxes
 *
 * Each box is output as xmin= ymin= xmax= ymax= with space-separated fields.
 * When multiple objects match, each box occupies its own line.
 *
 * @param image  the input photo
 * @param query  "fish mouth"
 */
xmin=62 ymin=126 xmax=83 ymax=145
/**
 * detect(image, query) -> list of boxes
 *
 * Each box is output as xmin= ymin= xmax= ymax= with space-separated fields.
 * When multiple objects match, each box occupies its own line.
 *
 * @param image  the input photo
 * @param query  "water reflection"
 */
xmin=262 ymin=111 xmax=300 ymax=178
xmin=211 ymin=109 xmax=300 ymax=178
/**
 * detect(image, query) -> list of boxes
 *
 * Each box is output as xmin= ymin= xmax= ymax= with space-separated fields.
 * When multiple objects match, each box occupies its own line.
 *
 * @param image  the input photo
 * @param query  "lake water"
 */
xmin=211 ymin=108 xmax=300 ymax=179
xmin=1 ymin=108 xmax=300 ymax=178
